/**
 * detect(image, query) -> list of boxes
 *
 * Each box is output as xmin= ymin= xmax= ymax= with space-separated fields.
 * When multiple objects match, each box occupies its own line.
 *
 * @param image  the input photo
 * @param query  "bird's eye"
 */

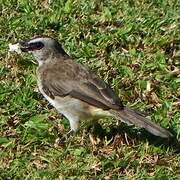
xmin=28 ymin=42 xmax=44 ymax=51
xmin=19 ymin=41 xmax=44 ymax=52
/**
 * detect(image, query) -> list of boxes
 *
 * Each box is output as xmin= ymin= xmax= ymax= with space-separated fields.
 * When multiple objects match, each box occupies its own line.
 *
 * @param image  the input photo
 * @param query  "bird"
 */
xmin=15 ymin=36 xmax=172 ymax=138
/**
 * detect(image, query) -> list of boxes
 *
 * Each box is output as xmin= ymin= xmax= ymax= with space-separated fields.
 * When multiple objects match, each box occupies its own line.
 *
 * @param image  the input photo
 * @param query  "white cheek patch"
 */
xmin=9 ymin=43 xmax=22 ymax=54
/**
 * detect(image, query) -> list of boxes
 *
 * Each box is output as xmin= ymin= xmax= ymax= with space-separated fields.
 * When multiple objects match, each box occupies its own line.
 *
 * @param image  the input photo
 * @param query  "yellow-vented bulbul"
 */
xmin=15 ymin=36 xmax=172 ymax=138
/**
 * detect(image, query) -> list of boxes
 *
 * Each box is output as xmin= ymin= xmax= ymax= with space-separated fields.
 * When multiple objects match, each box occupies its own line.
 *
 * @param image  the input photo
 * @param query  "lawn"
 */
xmin=0 ymin=0 xmax=180 ymax=179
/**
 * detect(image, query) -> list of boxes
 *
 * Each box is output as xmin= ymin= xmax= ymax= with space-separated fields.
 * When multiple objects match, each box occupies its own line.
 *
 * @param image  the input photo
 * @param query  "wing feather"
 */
xmin=39 ymin=60 xmax=123 ymax=110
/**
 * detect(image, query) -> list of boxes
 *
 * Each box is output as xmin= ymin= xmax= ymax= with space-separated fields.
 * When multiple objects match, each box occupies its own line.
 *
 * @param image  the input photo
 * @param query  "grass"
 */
xmin=0 ymin=0 xmax=180 ymax=179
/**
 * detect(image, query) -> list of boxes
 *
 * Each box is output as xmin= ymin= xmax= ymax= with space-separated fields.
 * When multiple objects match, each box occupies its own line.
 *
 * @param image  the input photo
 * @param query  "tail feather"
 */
xmin=110 ymin=107 xmax=173 ymax=138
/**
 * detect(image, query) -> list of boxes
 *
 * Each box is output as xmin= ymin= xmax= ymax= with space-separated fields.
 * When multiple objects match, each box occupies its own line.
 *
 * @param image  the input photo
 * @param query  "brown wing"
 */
xmin=40 ymin=59 xmax=123 ymax=110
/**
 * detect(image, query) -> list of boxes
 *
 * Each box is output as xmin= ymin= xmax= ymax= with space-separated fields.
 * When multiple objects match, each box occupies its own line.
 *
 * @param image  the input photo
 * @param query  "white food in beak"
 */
xmin=9 ymin=43 xmax=22 ymax=54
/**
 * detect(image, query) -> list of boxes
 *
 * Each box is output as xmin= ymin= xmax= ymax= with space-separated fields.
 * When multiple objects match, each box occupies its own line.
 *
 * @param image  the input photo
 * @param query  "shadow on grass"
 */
xmin=91 ymin=123 xmax=180 ymax=153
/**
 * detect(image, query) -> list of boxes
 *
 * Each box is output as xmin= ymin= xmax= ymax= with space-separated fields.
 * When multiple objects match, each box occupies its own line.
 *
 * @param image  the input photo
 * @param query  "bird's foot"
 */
xmin=54 ymin=130 xmax=74 ymax=147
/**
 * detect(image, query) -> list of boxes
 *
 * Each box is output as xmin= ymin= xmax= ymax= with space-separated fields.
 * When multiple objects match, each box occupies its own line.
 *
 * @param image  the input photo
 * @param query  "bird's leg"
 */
xmin=64 ymin=129 xmax=74 ymax=139
xmin=54 ymin=115 xmax=80 ymax=146
xmin=62 ymin=129 xmax=74 ymax=140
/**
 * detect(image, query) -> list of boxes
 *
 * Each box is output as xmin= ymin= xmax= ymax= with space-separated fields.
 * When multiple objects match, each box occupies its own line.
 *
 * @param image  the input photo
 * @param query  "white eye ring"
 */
xmin=9 ymin=43 xmax=22 ymax=54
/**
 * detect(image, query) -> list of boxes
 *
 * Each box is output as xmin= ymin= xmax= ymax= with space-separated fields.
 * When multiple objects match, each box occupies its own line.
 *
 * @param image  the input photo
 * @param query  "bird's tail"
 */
xmin=110 ymin=107 xmax=172 ymax=138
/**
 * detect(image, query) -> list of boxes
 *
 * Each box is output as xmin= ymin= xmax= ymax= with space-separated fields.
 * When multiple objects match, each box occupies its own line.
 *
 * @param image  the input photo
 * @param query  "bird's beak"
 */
xmin=9 ymin=40 xmax=44 ymax=54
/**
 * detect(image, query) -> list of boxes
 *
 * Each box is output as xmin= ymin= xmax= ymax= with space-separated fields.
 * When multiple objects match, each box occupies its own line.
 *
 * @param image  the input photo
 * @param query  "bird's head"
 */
xmin=18 ymin=36 xmax=67 ymax=65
